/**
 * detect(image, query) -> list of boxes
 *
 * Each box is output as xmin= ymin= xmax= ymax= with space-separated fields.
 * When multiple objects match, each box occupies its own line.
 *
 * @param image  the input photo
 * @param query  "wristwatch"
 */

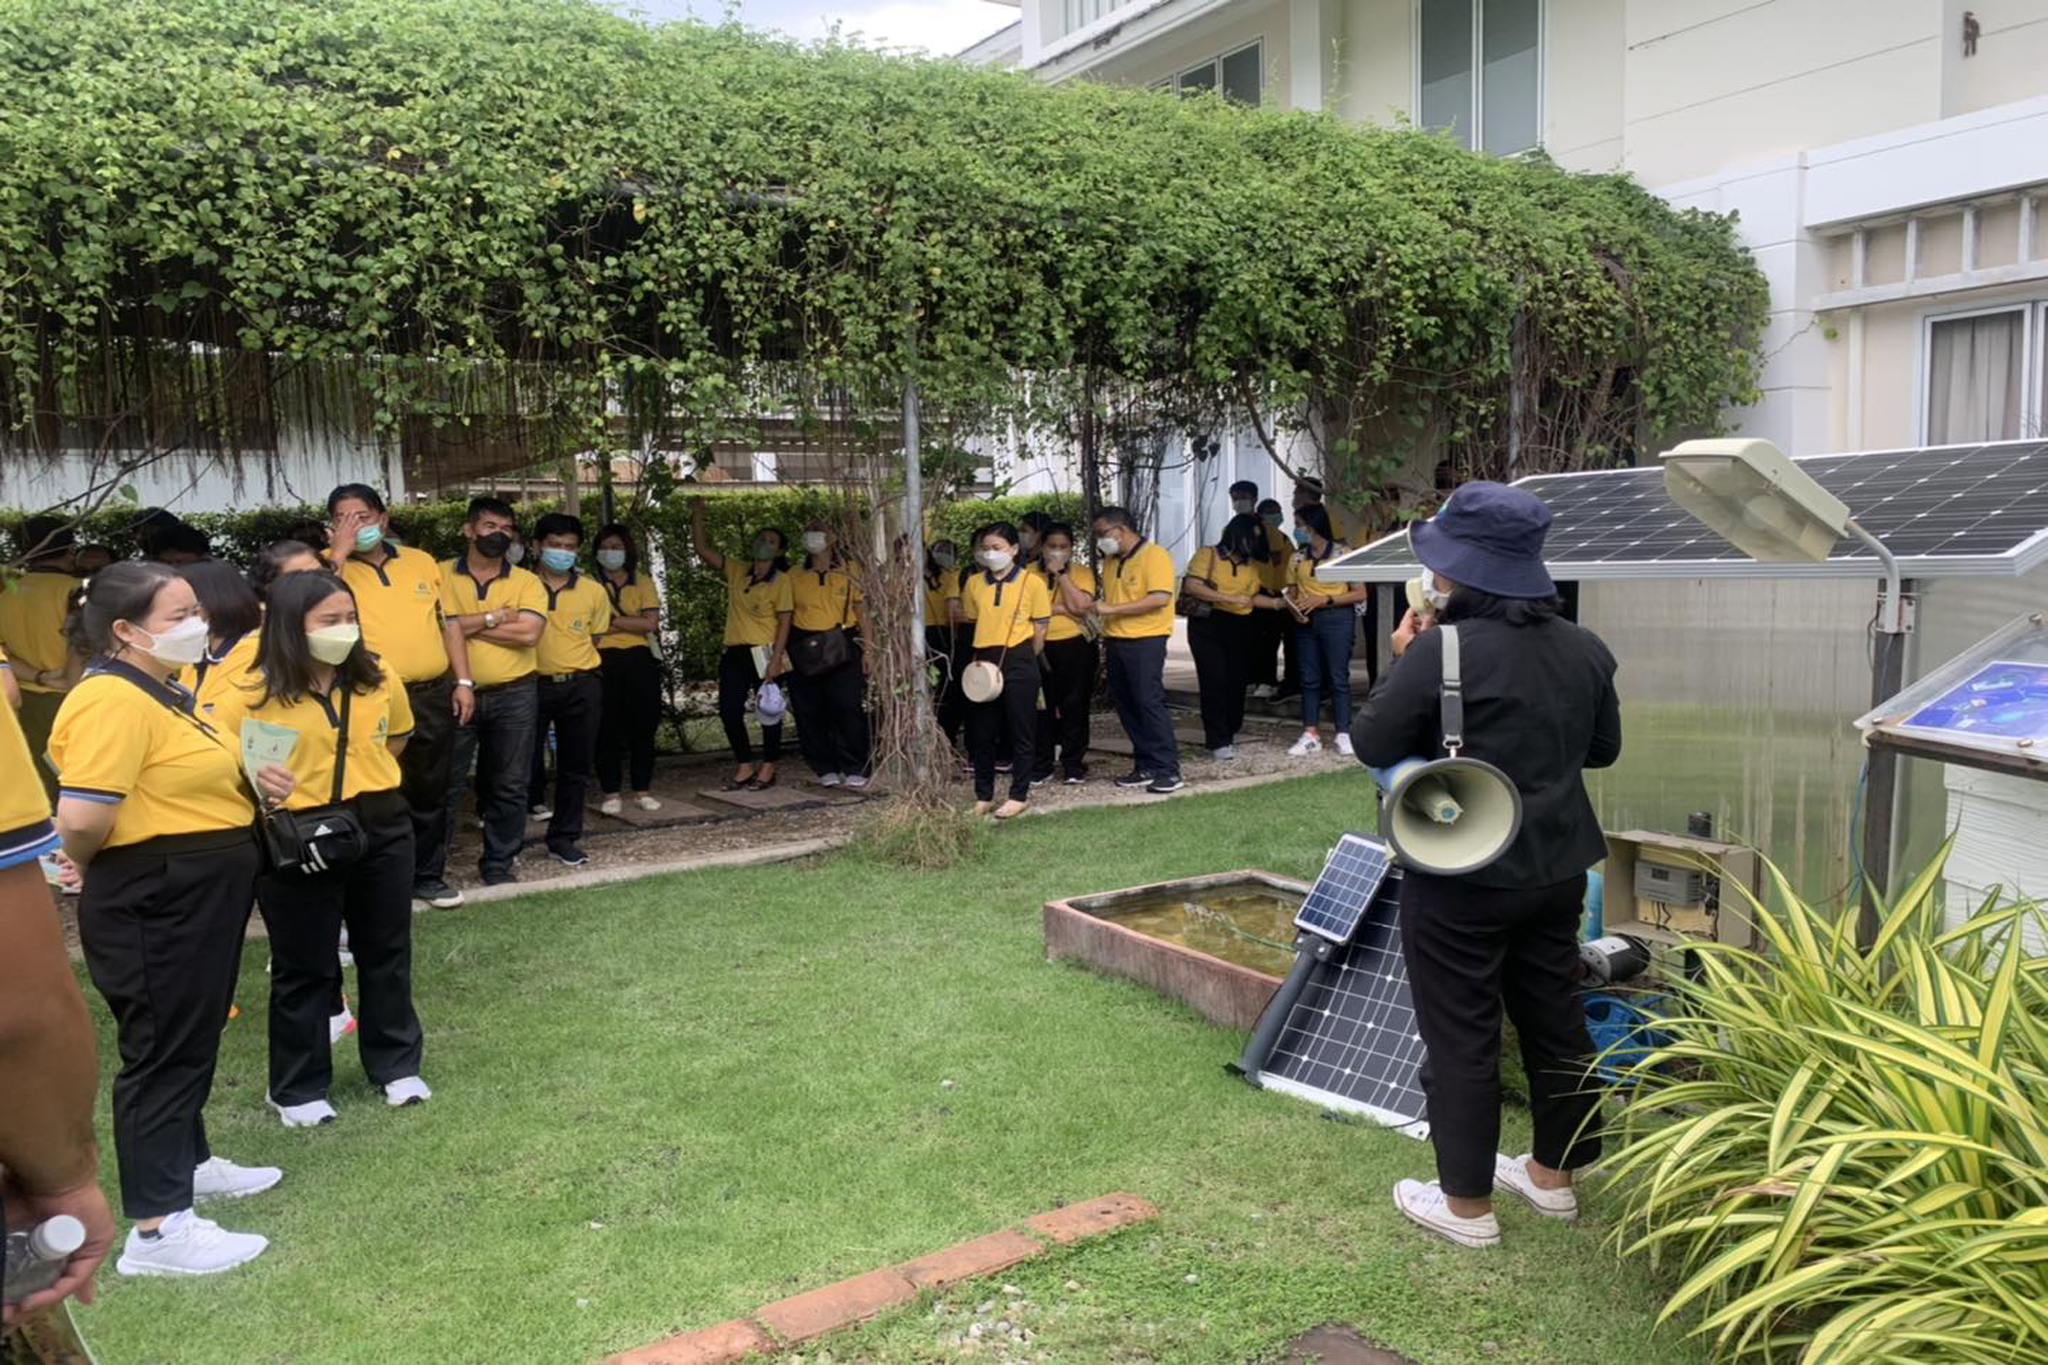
xmin=483 ymin=610 xmax=499 ymax=629
xmin=455 ymin=679 xmax=474 ymax=688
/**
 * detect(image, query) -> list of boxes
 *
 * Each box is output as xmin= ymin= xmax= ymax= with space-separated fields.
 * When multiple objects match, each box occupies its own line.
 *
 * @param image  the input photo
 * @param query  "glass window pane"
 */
xmin=1179 ymin=63 xmax=1217 ymax=96
xmin=1420 ymin=0 xmax=1474 ymax=147
xmin=1221 ymin=45 xmax=1262 ymax=106
xmin=1481 ymin=0 xmax=1541 ymax=155
xmin=1927 ymin=312 xmax=2025 ymax=444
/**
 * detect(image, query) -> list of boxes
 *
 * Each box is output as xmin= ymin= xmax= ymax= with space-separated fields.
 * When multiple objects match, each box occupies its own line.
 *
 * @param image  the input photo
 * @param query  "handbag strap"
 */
xmin=96 ymin=658 xmax=266 ymax=810
xmin=329 ymin=684 xmax=352 ymax=805
xmin=1439 ymin=624 xmax=1464 ymax=756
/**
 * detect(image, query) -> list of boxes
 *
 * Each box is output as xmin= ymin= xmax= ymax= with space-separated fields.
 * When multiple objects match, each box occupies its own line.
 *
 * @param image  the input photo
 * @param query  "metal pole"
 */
xmin=903 ymin=370 xmax=928 ymax=709
xmin=1849 ymin=514 xmax=1913 ymax=948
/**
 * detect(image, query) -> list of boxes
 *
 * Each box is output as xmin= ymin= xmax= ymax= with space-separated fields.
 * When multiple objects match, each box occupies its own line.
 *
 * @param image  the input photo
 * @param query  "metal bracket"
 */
xmin=1876 ymin=582 xmax=1916 ymax=636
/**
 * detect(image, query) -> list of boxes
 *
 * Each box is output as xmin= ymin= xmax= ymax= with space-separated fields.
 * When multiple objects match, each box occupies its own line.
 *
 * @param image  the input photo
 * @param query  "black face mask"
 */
xmin=474 ymin=531 xmax=511 ymax=560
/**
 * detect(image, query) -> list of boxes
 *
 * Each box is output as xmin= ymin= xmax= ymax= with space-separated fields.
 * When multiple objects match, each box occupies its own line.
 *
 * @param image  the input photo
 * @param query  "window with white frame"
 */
xmin=1923 ymin=305 xmax=2036 ymax=445
xmin=1059 ymin=0 xmax=1132 ymax=41
xmin=1153 ymin=43 xmax=1261 ymax=105
xmin=1418 ymin=0 xmax=1540 ymax=155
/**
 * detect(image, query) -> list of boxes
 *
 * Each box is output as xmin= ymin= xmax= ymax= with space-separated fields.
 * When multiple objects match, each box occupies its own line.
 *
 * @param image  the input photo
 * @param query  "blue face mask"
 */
xmin=354 ymin=523 xmax=384 ymax=552
xmin=1292 ymin=527 xmax=1313 ymax=548
xmin=540 ymin=546 xmax=578 ymax=574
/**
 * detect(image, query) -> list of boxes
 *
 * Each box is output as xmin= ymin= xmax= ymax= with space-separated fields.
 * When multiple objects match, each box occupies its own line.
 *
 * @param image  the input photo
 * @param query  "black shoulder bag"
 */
xmin=261 ymin=686 xmax=368 ymax=877
xmin=791 ymin=571 xmax=854 ymax=677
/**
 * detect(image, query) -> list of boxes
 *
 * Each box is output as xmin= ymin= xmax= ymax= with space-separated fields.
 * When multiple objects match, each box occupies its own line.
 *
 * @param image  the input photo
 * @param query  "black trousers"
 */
xmin=927 ymin=626 xmax=964 ymax=746
xmin=596 ymin=647 xmax=662 ymax=794
xmin=967 ymin=650 xmax=1041 ymax=802
xmin=1400 ymin=871 xmax=1603 ymax=1198
xmin=1187 ymin=612 xmax=1253 ymax=750
xmin=400 ymin=674 xmax=457 ymax=891
xmin=716 ymin=645 xmax=782 ymax=765
xmin=529 ymin=671 xmax=601 ymax=852
xmin=17 ymin=687 xmax=62 ymax=805
xmin=1033 ymin=635 xmax=1095 ymax=779
xmin=788 ymin=648 xmax=870 ymax=779
xmin=77 ymin=829 xmax=260 ymax=1218
xmin=258 ymin=792 xmax=423 ymax=1105
xmin=1249 ymin=606 xmax=1287 ymax=689
xmin=1103 ymin=635 xmax=1178 ymax=780
xmin=444 ymin=677 xmax=538 ymax=879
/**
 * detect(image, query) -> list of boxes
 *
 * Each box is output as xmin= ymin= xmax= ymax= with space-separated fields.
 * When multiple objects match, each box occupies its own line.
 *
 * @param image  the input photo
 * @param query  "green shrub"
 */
xmin=1604 ymin=845 xmax=2048 ymax=1362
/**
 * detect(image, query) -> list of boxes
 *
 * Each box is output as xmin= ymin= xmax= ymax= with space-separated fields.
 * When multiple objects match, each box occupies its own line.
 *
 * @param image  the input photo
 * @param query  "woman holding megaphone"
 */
xmin=1350 ymin=481 xmax=1621 ymax=1251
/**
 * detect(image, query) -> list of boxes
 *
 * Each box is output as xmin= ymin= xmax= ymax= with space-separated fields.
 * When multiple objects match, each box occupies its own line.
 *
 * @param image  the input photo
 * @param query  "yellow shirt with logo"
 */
xmin=1031 ymin=563 xmax=1097 ymax=643
xmin=49 ymin=671 xmax=255 ymax=847
xmin=195 ymin=630 xmax=261 ymax=718
xmin=722 ymin=561 xmax=795 ymax=648
xmin=1101 ymin=541 xmax=1176 ymax=639
xmin=0 ymin=686 xmax=59 ymax=868
xmin=1260 ymin=525 xmax=1293 ymax=592
xmin=962 ymin=568 xmax=1051 ymax=650
xmin=596 ymin=574 xmax=660 ymax=652
xmin=923 ymin=571 xmax=959 ymax=629
xmin=209 ymin=672 xmax=415 ymax=810
xmin=438 ymin=559 xmax=546 ymax=687
xmin=790 ymin=565 xmax=861 ymax=633
xmin=535 ymin=573 xmax=612 ymax=675
xmin=340 ymin=545 xmax=450 ymax=684
xmin=1290 ymin=545 xmax=1355 ymax=600
xmin=1183 ymin=547 xmax=1263 ymax=617
xmin=0 ymin=571 xmax=77 ymax=693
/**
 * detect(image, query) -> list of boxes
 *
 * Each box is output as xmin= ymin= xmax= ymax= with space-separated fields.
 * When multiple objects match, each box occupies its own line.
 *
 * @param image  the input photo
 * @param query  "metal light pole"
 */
xmin=903 ymin=368 xmax=929 ymax=708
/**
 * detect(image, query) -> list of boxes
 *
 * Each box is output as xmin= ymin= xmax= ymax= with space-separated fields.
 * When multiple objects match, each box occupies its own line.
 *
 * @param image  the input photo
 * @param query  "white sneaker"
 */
xmin=267 ymin=1095 xmax=337 ymax=1129
xmin=329 ymin=1005 xmax=357 ymax=1046
xmin=385 ymin=1076 xmax=432 ymax=1107
xmin=1288 ymin=732 xmax=1323 ymax=757
xmin=1335 ymin=733 xmax=1355 ymax=758
xmin=528 ymin=804 xmax=552 ymax=820
xmin=845 ymin=773 xmax=870 ymax=789
xmin=1393 ymin=1179 xmax=1501 ymax=1248
xmin=1493 ymin=1153 xmax=1579 ymax=1220
xmin=818 ymin=772 xmax=844 ymax=787
xmin=192 ymin=1155 xmax=283 ymax=1201
xmin=634 ymin=794 xmax=662 ymax=812
xmin=1249 ymin=684 xmax=1277 ymax=701
xmin=599 ymin=795 xmax=623 ymax=816
xmin=116 ymin=1210 xmax=268 ymax=1277
xmin=1211 ymin=746 xmax=1236 ymax=761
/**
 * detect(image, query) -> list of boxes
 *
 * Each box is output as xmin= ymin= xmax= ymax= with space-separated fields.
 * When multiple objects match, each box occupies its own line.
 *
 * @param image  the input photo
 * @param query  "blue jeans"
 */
xmin=1296 ymin=608 xmax=1355 ymax=733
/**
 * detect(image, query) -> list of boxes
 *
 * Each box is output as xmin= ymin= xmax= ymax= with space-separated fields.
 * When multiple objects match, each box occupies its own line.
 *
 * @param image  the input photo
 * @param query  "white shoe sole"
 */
xmin=117 ymin=1241 xmax=267 ymax=1277
xmin=194 ymin=1170 xmax=284 ymax=1201
xmin=266 ymin=1098 xmax=336 ymax=1131
xmin=1493 ymin=1156 xmax=1579 ymax=1220
xmin=1393 ymin=1189 xmax=1501 ymax=1248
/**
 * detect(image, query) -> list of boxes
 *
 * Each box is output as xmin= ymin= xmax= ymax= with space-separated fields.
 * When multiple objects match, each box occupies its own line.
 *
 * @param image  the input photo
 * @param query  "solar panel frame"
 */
xmin=1291 ymin=833 xmax=1394 ymax=944
xmin=1320 ymin=439 xmax=2048 ymax=584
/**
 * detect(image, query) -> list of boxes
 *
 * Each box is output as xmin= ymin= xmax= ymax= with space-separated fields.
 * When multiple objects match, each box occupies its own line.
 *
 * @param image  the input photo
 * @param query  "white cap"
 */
xmin=29 ymin=1215 xmax=86 ymax=1261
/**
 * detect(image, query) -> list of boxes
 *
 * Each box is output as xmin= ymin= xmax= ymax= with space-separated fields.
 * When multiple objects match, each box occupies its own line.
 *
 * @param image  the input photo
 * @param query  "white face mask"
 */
xmin=978 ymin=548 xmax=1015 ymax=574
xmin=129 ymin=614 xmax=209 ymax=666
xmin=1419 ymin=567 xmax=1453 ymax=610
xmin=1096 ymin=534 xmax=1122 ymax=557
xmin=1042 ymin=548 xmax=1071 ymax=569
xmin=1019 ymin=530 xmax=1039 ymax=552
xmin=1231 ymin=498 xmax=1255 ymax=515
xmin=505 ymin=541 xmax=526 ymax=566
xmin=596 ymin=548 xmax=627 ymax=572
xmin=306 ymin=624 xmax=362 ymax=665
xmin=802 ymin=532 xmax=828 ymax=554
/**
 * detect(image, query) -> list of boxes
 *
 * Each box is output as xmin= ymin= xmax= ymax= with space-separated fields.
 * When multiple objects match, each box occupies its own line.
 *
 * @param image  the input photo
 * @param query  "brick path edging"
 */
xmin=605 ymin=1192 xmax=1160 ymax=1364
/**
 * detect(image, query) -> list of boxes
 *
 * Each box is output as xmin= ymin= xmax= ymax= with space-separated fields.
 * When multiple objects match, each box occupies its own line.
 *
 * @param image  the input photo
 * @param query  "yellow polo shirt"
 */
xmin=596 ymin=574 xmax=660 ymax=652
xmin=208 ymin=673 xmax=412 ymax=809
xmin=1260 ymin=526 xmax=1293 ymax=592
xmin=1032 ymin=564 xmax=1097 ymax=643
xmin=1102 ymin=541 xmax=1175 ymax=639
xmin=1184 ymin=547 xmax=1263 ymax=616
xmin=1290 ymin=545 xmax=1354 ymax=599
xmin=0 ymin=689 xmax=59 ymax=868
xmin=923 ymin=571 xmax=959 ymax=628
xmin=790 ymin=566 xmax=861 ymax=633
xmin=439 ymin=558 xmax=545 ymax=687
xmin=0 ymin=570 xmax=77 ymax=693
xmin=535 ymin=573 xmax=612 ymax=675
xmin=195 ymin=630 xmax=261 ymax=717
xmin=961 ymin=568 xmax=1051 ymax=649
xmin=49 ymin=671 xmax=255 ymax=847
xmin=722 ymin=561 xmax=795 ymax=648
xmin=339 ymin=545 xmax=450 ymax=684
xmin=955 ymin=567 xmax=978 ymax=622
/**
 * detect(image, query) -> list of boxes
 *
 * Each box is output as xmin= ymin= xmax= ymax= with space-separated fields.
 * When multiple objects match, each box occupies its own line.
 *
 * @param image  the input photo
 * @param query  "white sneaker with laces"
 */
xmin=1335 ymin=733 xmax=1355 ymax=757
xmin=1393 ymin=1178 xmax=1501 ymax=1248
xmin=385 ymin=1076 xmax=432 ymax=1107
xmin=116 ymin=1209 xmax=268 ymax=1277
xmin=329 ymin=1005 xmax=357 ymax=1046
xmin=192 ymin=1155 xmax=283 ymax=1201
xmin=634 ymin=794 xmax=661 ymax=812
xmin=267 ymin=1096 xmax=337 ymax=1129
xmin=1493 ymin=1153 xmax=1579 ymax=1220
xmin=599 ymin=795 xmax=624 ymax=816
xmin=1288 ymin=732 xmax=1323 ymax=757
xmin=818 ymin=772 xmax=844 ymax=787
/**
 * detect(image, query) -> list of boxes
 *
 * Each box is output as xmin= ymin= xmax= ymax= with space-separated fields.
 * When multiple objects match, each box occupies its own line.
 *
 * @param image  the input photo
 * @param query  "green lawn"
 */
xmin=76 ymin=771 xmax=1702 ymax=1364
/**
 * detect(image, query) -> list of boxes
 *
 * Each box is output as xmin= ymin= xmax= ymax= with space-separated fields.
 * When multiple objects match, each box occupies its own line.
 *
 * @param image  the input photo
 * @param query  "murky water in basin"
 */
xmin=1095 ymin=882 xmax=1304 ymax=977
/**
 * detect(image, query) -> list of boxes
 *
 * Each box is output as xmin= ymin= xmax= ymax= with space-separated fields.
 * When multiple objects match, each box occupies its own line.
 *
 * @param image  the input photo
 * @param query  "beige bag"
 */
xmin=963 ymin=569 xmax=1034 ymax=703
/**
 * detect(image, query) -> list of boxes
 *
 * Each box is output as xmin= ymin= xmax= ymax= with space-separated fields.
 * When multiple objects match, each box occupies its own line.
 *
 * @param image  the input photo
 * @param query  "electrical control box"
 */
xmin=1633 ymin=858 xmax=1709 ymax=910
xmin=1602 ymin=829 xmax=1759 ymax=951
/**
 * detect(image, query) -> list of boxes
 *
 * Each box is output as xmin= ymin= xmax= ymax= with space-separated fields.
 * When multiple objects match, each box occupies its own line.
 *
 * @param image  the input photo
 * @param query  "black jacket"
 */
xmin=1351 ymin=607 xmax=1621 ymax=890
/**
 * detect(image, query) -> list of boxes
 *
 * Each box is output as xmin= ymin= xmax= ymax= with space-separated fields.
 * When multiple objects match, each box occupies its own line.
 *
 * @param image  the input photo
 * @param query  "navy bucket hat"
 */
xmin=1408 ymin=481 xmax=1557 ymax=599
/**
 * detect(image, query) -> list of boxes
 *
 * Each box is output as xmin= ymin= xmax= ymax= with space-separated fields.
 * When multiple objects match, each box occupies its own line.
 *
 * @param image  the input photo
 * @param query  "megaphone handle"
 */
xmin=1438 ymin=624 xmax=1465 ymax=756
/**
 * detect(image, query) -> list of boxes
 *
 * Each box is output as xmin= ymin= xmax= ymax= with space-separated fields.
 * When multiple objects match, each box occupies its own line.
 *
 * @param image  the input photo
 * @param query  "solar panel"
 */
xmin=1292 ymin=833 xmax=1394 ymax=944
xmin=1255 ymin=871 xmax=1429 ymax=1138
xmin=1324 ymin=440 xmax=2048 ymax=583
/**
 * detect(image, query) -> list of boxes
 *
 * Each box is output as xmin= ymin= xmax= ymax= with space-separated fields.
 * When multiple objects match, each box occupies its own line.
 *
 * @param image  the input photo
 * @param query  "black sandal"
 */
xmin=747 ymin=770 xmax=778 ymax=790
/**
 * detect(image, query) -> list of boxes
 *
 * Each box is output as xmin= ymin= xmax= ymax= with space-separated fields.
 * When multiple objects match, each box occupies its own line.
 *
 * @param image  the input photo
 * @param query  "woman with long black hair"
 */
xmin=180 ymin=559 xmax=264 ymax=717
xmin=590 ymin=523 xmax=664 ymax=814
xmin=49 ymin=562 xmax=294 ymax=1278
xmin=209 ymin=571 xmax=428 ymax=1130
xmin=1351 ymin=482 xmax=1621 ymax=1250
xmin=689 ymin=499 xmax=793 ymax=791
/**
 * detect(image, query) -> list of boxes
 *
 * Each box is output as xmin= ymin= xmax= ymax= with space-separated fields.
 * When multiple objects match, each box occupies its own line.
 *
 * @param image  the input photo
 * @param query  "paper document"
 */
xmin=239 ymin=719 xmax=299 ymax=785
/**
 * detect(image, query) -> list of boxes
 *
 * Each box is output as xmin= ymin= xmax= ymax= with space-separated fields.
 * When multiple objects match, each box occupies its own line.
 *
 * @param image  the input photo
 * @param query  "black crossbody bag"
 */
xmin=791 ymin=570 xmax=854 ymax=677
xmin=261 ymin=686 xmax=368 ymax=877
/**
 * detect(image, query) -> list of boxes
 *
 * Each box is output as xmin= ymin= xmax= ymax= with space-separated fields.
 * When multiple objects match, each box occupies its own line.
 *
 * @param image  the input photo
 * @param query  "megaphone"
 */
xmin=1371 ymin=755 xmax=1522 ymax=877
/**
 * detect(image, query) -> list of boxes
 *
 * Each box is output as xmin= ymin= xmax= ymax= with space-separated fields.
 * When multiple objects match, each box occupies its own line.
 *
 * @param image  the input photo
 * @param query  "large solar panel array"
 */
xmin=1257 ymin=869 xmax=1429 ymax=1138
xmin=1324 ymin=440 xmax=2048 ymax=583
xmin=1292 ymin=833 xmax=1394 ymax=944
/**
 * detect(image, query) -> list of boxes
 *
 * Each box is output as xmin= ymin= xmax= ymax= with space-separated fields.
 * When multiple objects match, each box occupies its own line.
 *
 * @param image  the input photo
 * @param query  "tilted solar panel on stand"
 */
xmin=1325 ymin=440 xmax=2048 ymax=582
xmin=1257 ymin=871 xmax=1429 ymax=1137
xmin=1292 ymin=833 xmax=1394 ymax=943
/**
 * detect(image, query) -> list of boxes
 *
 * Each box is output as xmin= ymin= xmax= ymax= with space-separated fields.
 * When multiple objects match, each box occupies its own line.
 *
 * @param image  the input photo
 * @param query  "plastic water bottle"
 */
xmin=2 ymin=1214 xmax=86 ymax=1305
